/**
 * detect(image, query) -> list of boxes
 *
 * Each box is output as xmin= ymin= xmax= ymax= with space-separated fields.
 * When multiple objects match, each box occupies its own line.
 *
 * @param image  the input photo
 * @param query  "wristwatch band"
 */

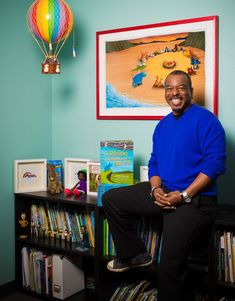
xmin=180 ymin=190 xmax=192 ymax=203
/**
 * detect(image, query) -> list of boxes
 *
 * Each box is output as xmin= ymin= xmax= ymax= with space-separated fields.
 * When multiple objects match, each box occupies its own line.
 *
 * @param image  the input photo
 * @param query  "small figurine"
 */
xmin=18 ymin=212 xmax=29 ymax=239
xmin=64 ymin=170 xmax=87 ymax=197
xmin=80 ymin=225 xmax=90 ymax=249
xmin=64 ymin=229 xmax=68 ymax=244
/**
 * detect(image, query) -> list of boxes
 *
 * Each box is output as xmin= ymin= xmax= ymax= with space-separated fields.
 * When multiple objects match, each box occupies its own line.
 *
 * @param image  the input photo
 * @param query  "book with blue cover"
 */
xmin=47 ymin=160 xmax=63 ymax=187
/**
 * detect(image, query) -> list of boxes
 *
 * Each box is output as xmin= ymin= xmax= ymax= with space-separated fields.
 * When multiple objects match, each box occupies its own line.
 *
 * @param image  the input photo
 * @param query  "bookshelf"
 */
xmin=15 ymin=192 xmax=235 ymax=301
xmin=15 ymin=191 xmax=99 ymax=301
xmin=213 ymin=209 xmax=235 ymax=300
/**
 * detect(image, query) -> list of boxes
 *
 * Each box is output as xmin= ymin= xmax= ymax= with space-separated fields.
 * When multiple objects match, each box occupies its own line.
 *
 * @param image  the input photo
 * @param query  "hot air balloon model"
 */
xmin=27 ymin=0 xmax=74 ymax=74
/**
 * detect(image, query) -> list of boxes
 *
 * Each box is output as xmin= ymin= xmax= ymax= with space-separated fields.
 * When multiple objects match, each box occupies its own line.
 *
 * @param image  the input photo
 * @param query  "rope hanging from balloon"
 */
xmin=27 ymin=0 xmax=74 ymax=74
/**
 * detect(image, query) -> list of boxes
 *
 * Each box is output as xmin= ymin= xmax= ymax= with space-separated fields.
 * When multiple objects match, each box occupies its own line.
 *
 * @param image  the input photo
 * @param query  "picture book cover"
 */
xmin=100 ymin=140 xmax=134 ymax=185
xmin=47 ymin=160 xmax=63 ymax=184
xmin=87 ymin=162 xmax=101 ymax=195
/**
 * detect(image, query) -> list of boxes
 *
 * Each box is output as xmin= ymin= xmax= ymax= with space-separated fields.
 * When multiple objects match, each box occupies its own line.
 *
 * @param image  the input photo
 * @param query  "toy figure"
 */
xmin=80 ymin=225 xmax=90 ymax=249
xmin=64 ymin=170 xmax=87 ymax=197
xmin=18 ymin=212 xmax=29 ymax=239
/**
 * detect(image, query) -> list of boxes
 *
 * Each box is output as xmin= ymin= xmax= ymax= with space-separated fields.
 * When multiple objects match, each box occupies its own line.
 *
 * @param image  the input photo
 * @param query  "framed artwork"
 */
xmin=64 ymin=158 xmax=90 ymax=189
xmin=14 ymin=159 xmax=47 ymax=193
xmin=87 ymin=162 xmax=101 ymax=195
xmin=96 ymin=16 xmax=218 ymax=120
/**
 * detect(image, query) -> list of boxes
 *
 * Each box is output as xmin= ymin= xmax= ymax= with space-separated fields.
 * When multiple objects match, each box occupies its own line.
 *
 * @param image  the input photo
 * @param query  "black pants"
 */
xmin=102 ymin=182 xmax=217 ymax=301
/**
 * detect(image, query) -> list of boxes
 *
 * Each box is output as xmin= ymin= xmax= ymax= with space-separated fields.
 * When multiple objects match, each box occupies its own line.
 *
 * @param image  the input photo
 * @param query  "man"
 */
xmin=102 ymin=70 xmax=226 ymax=301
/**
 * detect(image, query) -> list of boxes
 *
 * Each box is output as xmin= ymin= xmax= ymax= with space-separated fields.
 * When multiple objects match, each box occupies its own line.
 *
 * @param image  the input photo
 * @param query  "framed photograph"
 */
xmin=64 ymin=158 xmax=90 ymax=189
xmin=87 ymin=162 xmax=101 ymax=195
xmin=96 ymin=15 xmax=218 ymax=120
xmin=14 ymin=159 xmax=47 ymax=193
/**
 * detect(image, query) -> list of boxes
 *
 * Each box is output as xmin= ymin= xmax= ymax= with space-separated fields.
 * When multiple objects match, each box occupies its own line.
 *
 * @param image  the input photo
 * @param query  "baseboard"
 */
xmin=0 ymin=281 xmax=17 ymax=297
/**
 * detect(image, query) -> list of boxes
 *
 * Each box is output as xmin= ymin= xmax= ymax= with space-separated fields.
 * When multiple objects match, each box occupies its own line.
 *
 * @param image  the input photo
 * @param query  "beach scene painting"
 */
xmin=96 ymin=16 xmax=218 ymax=119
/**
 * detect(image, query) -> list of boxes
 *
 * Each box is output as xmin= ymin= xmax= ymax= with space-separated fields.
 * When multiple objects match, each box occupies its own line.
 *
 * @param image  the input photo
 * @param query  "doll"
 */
xmin=64 ymin=170 xmax=87 ymax=197
xmin=18 ymin=212 xmax=29 ymax=239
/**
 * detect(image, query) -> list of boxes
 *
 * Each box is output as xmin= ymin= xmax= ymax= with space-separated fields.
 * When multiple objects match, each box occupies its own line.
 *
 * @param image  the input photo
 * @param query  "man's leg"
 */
xmin=158 ymin=200 xmax=216 ymax=301
xmin=102 ymin=182 xmax=162 ymax=259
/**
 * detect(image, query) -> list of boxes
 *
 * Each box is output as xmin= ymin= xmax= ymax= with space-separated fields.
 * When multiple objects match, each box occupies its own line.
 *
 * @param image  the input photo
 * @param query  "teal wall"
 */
xmin=0 ymin=1 xmax=52 ymax=285
xmin=0 ymin=0 xmax=234 ymax=286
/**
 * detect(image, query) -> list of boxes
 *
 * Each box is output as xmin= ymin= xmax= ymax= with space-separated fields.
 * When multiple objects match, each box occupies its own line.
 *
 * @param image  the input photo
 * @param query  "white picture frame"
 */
xmin=140 ymin=166 xmax=149 ymax=182
xmin=64 ymin=158 xmax=91 ymax=189
xmin=14 ymin=159 xmax=47 ymax=193
xmin=87 ymin=161 xmax=101 ymax=195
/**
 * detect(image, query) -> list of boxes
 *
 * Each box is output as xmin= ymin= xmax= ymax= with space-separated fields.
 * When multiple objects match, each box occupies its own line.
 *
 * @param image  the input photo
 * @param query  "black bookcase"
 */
xmin=15 ymin=191 xmax=100 ymax=301
xmin=15 ymin=191 xmax=235 ymax=301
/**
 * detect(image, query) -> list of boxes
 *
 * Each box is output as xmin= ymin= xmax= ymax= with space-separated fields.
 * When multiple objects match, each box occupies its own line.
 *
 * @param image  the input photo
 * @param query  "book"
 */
xmin=47 ymin=160 xmax=63 ymax=185
xmin=100 ymin=140 xmax=134 ymax=185
xmin=227 ymin=232 xmax=235 ymax=283
xmin=52 ymin=254 xmax=85 ymax=299
xmin=232 ymin=234 xmax=235 ymax=283
xmin=45 ymin=255 xmax=53 ymax=296
xmin=98 ymin=140 xmax=133 ymax=206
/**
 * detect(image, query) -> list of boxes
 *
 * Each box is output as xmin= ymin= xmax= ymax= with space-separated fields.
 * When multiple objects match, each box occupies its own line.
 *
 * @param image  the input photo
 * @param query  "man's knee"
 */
xmin=102 ymin=189 xmax=117 ymax=209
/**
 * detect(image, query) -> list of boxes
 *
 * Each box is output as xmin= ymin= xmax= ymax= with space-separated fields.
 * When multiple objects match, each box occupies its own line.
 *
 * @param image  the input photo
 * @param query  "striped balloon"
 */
xmin=28 ymin=0 xmax=73 ymax=44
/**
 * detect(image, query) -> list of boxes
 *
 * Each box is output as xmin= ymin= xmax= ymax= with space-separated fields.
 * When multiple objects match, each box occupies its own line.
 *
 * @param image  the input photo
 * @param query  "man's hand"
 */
xmin=153 ymin=189 xmax=181 ymax=210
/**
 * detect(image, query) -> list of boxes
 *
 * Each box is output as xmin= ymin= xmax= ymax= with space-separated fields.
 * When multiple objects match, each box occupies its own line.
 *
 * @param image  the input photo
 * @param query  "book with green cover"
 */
xmin=100 ymin=140 xmax=134 ymax=185
xmin=98 ymin=140 xmax=134 ymax=206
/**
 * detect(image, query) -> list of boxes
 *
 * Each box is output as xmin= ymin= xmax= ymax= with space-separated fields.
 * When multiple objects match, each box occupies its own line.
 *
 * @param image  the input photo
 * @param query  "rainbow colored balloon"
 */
xmin=28 ymin=0 xmax=73 ymax=44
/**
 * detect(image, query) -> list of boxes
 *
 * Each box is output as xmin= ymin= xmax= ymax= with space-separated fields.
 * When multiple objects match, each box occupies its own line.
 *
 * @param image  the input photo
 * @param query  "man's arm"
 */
xmin=154 ymin=172 xmax=212 ymax=208
xmin=183 ymin=172 xmax=212 ymax=199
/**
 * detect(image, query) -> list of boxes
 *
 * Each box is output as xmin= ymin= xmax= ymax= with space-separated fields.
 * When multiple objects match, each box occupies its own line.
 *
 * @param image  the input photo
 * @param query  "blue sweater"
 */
xmin=148 ymin=104 xmax=226 ymax=195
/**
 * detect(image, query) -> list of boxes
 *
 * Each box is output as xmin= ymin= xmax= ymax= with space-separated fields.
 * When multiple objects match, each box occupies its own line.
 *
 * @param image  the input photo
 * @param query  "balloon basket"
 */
xmin=42 ymin=57 xmax=61 ymax=74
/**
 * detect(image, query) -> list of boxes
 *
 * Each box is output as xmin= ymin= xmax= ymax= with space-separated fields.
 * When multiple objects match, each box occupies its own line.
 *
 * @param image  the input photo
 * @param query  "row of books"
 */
xmin=102 ymin=217 xmax=162 ymax=262
xmin=109 ymin=280 xmax=158 ymax=301
xmin=137 ymin=219 xmax=162 ymax=262
xmin=109 ymin=279 xmax=210 ymax=301
xmin=216 ymin=230 xmax=235 ymax=283
xmin=103 ymin=218 xmax=116 ymax=256
xmin=30 ymin=203 xmax=95 ymax=247
xmin=21 ymin=247 xmax=84 ymax=299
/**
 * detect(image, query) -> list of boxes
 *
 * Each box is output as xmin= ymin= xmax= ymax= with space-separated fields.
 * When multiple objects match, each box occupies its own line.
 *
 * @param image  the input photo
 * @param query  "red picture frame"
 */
xmin=96 ymin=16 xmax=218 ymax=120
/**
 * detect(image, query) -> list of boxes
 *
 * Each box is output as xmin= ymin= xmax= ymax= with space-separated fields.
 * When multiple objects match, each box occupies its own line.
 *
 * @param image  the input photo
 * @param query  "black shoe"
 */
xmin=107 ymin=252 xmax=152 ymax=272
xmin=107 ymin=258 xmax=131 ymax=272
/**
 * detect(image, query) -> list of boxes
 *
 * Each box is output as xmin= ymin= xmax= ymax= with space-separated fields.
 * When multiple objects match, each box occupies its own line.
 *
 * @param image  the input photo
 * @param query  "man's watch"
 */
xmin=180 ymin=191 xmax=192 ymax=203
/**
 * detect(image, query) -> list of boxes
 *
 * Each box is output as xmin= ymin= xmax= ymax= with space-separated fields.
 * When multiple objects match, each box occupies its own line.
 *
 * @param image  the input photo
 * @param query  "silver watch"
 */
xmin=180 ymin=191 xmax=192 ymax=203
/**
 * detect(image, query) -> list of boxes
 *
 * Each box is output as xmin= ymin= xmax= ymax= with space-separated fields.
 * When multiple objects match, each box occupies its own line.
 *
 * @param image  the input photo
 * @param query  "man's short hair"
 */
xmin=165 ymin=70 xmax=192 ymax=89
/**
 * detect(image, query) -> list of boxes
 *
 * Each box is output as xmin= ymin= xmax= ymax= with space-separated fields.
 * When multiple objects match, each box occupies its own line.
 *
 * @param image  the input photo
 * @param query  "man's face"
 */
xmin=164 ymin=74 xmax=193 ymax=116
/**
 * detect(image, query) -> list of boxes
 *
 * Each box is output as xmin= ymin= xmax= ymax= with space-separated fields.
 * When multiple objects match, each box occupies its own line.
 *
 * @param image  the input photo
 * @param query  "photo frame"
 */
xmin=14 ymin=159 xmax=47 ymax=193
xmin=96 ymin=16 xmax=218 ymax=120
xmin=87 ymin=162 xmax=101 ymax=195
xmin=64 ymin=158 xmax=91 ymax=189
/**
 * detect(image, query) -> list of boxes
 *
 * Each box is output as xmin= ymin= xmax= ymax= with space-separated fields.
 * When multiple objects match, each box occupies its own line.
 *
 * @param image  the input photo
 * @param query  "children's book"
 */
xmin=47 ymin=160 xmax=63 ymax=186
xmin=100 ymin=140 xmax=134 ymax=185
xmin=98 ymin=140 xmax=134 ymax=206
